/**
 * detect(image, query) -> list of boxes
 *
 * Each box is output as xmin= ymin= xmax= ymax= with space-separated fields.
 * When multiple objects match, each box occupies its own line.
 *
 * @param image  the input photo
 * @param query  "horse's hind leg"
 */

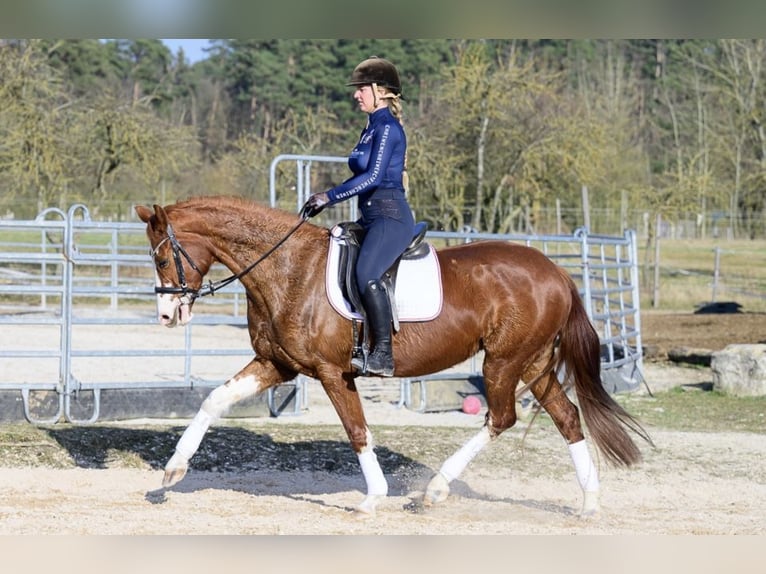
xmin=529 ymin=372 xmax=600 ymax=516
xmin=423 ymin=426 xmax=494 ymax=506
xmin=163 ymin=358 xmax=289 ymax=487
xmin=424 ymin=357 xmax=522 ymax=506
xmin=423 ymin=353 xmax=600 ymax=517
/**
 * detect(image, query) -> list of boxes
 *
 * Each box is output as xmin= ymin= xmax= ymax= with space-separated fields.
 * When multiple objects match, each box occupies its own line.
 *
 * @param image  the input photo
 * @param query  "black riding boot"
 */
xmin=351 ymin=279 xmax=395 ymax=377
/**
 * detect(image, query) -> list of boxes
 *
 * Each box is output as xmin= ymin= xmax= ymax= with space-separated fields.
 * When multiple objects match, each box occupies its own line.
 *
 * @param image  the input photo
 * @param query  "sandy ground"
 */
xmin=0 ymin=314 xmax=764 ymax=535
xmin=0 ymin=362 xmax=764 ymax=535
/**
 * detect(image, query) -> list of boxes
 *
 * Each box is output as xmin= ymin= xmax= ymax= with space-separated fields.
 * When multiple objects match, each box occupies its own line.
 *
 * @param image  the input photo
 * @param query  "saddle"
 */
xmin=332 ymin=221 xmax=430 ymax=363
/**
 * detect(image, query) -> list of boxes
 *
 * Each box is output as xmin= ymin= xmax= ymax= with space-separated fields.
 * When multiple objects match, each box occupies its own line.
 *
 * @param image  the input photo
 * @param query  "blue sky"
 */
xmin=161 ymin=39 xmax=211 ymax=63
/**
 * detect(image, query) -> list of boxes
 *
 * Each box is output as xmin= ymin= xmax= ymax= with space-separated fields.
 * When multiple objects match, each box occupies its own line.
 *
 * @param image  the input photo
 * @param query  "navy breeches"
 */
xmin=355 ymin=190 xmax=415 ymax=295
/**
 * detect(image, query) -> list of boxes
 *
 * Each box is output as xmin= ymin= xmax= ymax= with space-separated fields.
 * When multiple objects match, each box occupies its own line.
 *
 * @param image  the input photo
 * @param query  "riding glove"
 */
xmin=301 ymin=192 xmax=330 ymax=219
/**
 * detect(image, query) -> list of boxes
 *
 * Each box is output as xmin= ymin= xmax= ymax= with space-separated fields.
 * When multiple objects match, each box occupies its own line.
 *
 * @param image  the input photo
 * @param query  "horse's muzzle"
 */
xmin=157 ymin=294 xmax=194 ymax=327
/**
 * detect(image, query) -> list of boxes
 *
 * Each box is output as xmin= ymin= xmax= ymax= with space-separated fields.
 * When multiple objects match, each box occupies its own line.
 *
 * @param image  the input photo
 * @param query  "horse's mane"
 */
xmin=168 ymin=195 xmax=293 ymax=224
xmin=168 ymin=195 xmax=284 ymax=217
xmin=166 ymin=195 xmax=327 ymax=242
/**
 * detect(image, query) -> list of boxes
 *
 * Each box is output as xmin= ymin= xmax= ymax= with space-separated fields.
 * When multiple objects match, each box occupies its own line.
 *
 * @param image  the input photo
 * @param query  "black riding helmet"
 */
xmin=347 ymin=56 xmax=402 ymax=96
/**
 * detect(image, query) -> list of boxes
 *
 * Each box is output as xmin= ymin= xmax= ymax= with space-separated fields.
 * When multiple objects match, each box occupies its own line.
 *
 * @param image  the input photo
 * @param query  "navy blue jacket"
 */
xmin=326 ymin=107 xmax=406 ymax=204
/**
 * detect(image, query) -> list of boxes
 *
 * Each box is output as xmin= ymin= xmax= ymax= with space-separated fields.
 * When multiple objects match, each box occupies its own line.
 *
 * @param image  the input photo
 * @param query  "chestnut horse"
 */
xmin=135 ymin=196 xmax=651 ymax=517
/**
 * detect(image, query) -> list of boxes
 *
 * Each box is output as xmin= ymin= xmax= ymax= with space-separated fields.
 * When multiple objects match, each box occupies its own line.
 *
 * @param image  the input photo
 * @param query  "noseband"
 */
xmin=151 ymin=216 xmax=308 ymax=305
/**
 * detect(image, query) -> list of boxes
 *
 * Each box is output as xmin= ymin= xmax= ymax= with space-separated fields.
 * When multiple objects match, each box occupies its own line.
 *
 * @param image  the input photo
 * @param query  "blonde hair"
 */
xmin=375 ymin=85 xmax=409 ymax=193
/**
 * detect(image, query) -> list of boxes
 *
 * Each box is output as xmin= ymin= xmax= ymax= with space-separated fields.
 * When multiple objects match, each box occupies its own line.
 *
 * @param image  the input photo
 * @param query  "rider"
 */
xmin=303 ymin=56 xmax=415 ymax=377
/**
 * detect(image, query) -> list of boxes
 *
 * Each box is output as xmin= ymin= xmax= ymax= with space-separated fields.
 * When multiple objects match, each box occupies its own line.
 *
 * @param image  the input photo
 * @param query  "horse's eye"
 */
xmin=158 ymin=259 xmax=170 ymax=270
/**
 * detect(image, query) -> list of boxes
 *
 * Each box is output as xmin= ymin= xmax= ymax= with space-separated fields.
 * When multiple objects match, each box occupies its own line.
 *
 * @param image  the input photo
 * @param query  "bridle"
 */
xmin=151 ymin=214 xmax=309 ymax=305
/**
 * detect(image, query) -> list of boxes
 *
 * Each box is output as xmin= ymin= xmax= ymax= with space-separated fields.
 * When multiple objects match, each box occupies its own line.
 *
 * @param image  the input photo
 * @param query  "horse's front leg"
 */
xmin=356 ymin=429 xmax=388 ymax=515
xmin=163 ymin=359 xmax=285 ymax=487
xmin=320 ymin=371 xmax=387 ymax=517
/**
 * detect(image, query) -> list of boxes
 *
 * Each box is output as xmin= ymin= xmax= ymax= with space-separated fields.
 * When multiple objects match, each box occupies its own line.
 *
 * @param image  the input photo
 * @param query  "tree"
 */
xmin=43 ymin=39 xmax=116 ymax=97
xmin=0 ymin=40 xmax=200 ymax=218
xmin=704 ymin=40 xmax=766 ymax=238
xmin=1 ymin=39 xmax=763 ymax=236
xmin=408 ymin=40 xmax=624 ymax=234
xmin=0 ymin=40 xmax=73 ymax=215
xmin=104 ymin=39 xmax=173 ymax=106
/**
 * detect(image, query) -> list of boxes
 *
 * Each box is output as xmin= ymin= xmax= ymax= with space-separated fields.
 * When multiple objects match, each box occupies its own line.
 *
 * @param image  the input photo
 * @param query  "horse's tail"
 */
xmin=557 ymin=274 xmax=653 ymax=467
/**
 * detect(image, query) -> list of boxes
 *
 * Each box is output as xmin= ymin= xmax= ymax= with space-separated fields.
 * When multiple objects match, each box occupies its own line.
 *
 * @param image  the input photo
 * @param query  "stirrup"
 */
xmin=366 ymin=364 xmax=394 ymax=377
xmin=351 ymin=354 xmax=367 ymax=373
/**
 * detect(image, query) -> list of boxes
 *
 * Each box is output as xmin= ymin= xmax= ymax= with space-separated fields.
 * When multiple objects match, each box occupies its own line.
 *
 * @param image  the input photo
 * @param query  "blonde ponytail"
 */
xmin=383 ymin=94 xmax=408 ymax=193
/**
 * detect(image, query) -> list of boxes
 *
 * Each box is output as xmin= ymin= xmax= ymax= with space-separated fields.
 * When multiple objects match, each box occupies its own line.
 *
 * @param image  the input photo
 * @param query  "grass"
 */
xmin=620 ymin=387 xmax=766 ymax=434
xmin=636 ymin=238 xmax=766 ymax=312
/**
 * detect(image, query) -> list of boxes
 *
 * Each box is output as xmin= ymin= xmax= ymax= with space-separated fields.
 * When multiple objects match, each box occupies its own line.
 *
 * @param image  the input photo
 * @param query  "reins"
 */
xmin=153 ymin=212 xmax=310 ymax=305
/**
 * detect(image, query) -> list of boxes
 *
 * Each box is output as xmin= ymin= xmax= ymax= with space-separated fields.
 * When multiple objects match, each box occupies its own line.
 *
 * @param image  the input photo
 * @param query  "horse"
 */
xmin=135 ymin=195 xmax=652 ymax=517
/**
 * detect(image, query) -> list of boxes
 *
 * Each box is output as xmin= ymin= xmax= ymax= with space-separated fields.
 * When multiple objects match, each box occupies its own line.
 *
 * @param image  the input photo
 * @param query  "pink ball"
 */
xmin=462 ymin=395 xmax=482 ymax=415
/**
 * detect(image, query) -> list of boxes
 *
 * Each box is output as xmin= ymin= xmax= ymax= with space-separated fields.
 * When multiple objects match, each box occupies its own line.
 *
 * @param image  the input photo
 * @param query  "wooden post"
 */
xmin=621 ymin=189 xmax=627 ymax=234
xmin=712 ymin=246 xmax=721 ymax=302
xmin=653 ymin=212 xmax=661 ymax=308
xmin=581 ymin=185 xmax=590 ymax=230
xmin=556 ymin=198 xmax=562 ymax=235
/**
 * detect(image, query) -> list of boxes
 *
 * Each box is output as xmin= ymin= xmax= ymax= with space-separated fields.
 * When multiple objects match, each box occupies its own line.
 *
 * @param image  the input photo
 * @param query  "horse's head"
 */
xmin=135 ymin=204 xmax=213 ymax=327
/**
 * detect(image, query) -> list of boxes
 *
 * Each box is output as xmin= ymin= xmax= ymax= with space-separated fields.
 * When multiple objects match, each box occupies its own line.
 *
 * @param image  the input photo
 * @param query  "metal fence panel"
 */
xmin=0 ymin=204 xmax=302 ymax=424
xmin=0 ymin=155 xmax=645 ymax=422
xmin=270 ymin=155 xmax=646 ymax=412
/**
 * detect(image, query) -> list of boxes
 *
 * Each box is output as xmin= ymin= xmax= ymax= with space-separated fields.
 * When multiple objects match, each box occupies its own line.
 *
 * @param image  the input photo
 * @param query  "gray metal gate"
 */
xmin=1 ymin=156 xmax=645 ymax=423
xmin=398 ymin=227 xmax=645 ymax=411
xmin=270 ymin=155 xmax=646 ymax=412
xmin=0 ymin=204 xmax=303 ymax=424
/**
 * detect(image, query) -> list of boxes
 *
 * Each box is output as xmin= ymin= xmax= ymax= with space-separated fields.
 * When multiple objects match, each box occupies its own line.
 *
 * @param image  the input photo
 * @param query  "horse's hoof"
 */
xmin=162 ymin=452 xmax=189 ymax=487
xmin=423 ymin=473 xmax=450 ymax=506
xmin=579 ymin=490 xmax=600 ymax=518
xmin=579 ymin=509 xmax=600 ymax=520
xmin=353 ymin=507 xmax=376 ymax=520
xmin=162 ymin=465 xmax=188 ymax=487
xmin=354 ymin=495 xmax=380 ymax=518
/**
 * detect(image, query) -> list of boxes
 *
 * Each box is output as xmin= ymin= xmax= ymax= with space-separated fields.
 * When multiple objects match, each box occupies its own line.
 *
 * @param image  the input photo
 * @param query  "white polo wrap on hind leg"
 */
xmin=439 ymin=426 xmax=492 ymax=483
xmin=568 ymin=439 xmax=600 ymax=492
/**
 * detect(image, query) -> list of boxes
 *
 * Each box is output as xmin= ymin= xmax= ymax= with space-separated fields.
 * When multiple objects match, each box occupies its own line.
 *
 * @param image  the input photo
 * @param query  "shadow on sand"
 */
xmin=44 ymin=424 xmax=573 ymax=516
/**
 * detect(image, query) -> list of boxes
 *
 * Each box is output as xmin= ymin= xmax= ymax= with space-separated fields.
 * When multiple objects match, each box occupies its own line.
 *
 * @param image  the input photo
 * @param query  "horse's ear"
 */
xmin=134 ymin=204 xmax=169 ymax=234
xmin=152 ymin=204 xmax=169 ymax=231
xmin=135 ymin=205 xmax=153 ymax=223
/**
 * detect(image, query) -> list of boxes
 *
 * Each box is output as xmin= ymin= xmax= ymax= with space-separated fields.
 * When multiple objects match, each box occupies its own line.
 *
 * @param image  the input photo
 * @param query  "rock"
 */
xmin=711 ymin=344 xmax=766 ymax=397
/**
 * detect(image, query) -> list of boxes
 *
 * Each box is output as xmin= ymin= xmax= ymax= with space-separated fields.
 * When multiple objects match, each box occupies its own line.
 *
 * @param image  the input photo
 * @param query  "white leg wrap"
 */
xmin=174 ymin=375 xmax=260 ymax=461
xmin=568 ymin=439 xmax=600 ymax=493
xmin=175 ymin=409 xmax=214 ymax=460
xmin=204 ymin=374 xmax=258 ymax=416
xmin=439 ymin=426 xmax=492 ymax=483
xmin=358 ymin=448 xmax=388 ymax=497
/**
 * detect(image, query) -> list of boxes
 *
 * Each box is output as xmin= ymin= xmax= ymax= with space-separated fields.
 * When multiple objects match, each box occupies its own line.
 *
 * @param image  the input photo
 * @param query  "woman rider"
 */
xmin=303 ymin=56 xmax=415 ymax=377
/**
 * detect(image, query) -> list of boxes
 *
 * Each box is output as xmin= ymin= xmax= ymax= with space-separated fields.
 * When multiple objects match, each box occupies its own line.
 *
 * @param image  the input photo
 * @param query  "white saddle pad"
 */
xmin=325 ymin=229 xmax=443 ymax=322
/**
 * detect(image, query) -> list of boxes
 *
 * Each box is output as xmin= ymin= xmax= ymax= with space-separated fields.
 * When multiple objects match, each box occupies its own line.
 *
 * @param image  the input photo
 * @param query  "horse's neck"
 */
xmin=180 ymin=201 xmax=276 ymax=247
xmin=209 ymin=215 xmax=281 ymax=265
xmin=183 ymin=201 xmax=322 ymax=290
